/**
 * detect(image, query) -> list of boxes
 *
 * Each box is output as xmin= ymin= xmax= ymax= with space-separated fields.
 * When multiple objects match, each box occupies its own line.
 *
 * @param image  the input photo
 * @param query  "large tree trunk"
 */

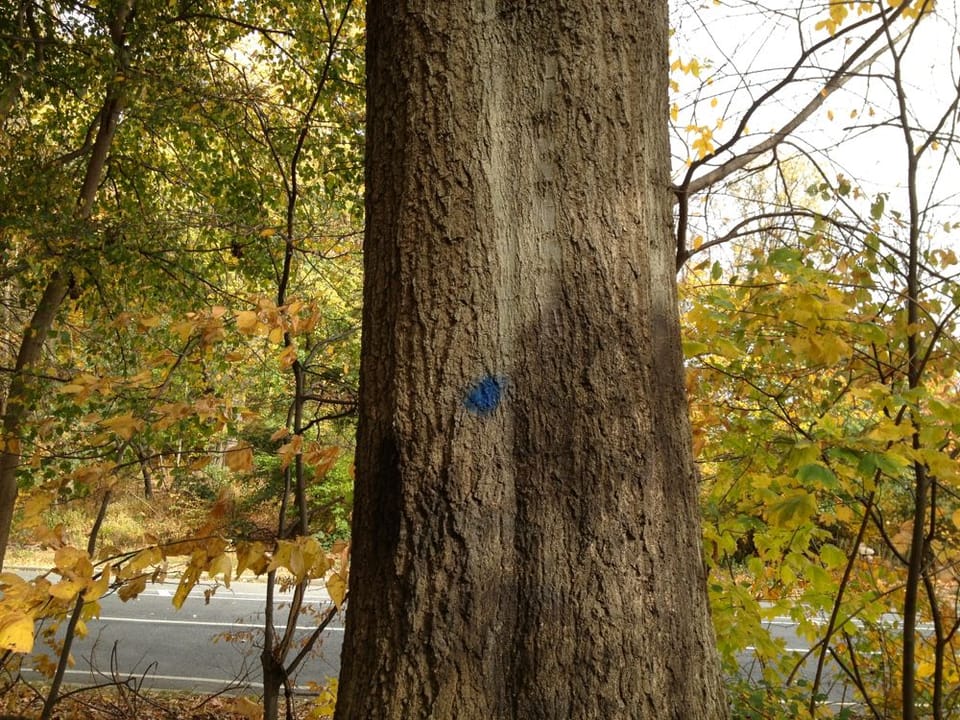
xmin=335 ymin=2 xmax=728 ymax=718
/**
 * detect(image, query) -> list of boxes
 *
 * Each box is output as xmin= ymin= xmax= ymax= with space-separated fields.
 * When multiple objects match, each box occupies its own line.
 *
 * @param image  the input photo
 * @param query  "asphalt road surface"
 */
xmin=14 ymin=572 xmax=877 ymax=708
xmin=19 ymin=576 xmax=343 ymax=694
xmin=737 ymin=614 xmax=861 ymax=710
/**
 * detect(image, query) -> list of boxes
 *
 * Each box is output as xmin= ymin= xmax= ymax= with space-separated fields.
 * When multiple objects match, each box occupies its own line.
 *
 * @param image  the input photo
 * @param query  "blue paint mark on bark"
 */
xmin=464 ymin=375 xmax=506 ymax=416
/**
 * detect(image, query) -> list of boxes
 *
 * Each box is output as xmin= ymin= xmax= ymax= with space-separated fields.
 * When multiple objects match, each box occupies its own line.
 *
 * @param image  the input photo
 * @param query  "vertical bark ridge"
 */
xmin=336 ymin=2 xmax=727 ymax=718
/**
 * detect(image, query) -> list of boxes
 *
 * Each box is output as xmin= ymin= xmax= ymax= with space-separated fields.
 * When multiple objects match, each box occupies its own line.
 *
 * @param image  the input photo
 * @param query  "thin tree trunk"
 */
xmin=133 ymin=444 xmax=156 ymax=499
xmin=896 ymin=15 xmax=925 ymax=717
xmin=40 ymin=489 xmax=111 ymax=720
xmin=336 ymin=2 xmax=727 ymax=718
xmin=0 ymin=271 xmax=70 ymax=569
xmin=0 ymin=0 xmax=135 ymax=571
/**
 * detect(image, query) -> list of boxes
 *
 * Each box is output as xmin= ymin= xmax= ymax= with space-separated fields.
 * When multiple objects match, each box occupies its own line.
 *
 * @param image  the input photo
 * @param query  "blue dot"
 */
xmin=464 ymin=375 xmax=506 ymax=416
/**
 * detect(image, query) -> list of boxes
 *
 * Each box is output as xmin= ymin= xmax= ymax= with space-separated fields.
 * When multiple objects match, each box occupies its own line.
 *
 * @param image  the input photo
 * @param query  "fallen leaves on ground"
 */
xmin=0 ymin=682 xmax=331 ymax=720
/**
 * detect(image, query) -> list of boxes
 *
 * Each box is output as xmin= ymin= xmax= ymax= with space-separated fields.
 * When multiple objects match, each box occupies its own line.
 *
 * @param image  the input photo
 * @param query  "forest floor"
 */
xmin=0 ymin=679 xmax=333 ymax=719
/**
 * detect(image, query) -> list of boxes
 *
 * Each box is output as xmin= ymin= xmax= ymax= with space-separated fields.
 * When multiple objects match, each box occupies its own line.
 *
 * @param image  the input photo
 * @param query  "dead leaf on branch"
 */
xmin=225 ymin=443 xmax=254 ymax=472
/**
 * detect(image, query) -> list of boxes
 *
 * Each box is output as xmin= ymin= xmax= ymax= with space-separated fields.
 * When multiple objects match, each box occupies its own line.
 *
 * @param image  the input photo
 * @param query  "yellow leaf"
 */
xmin=326 ymin=572 xmax=347 ymax=610
xmin=835 ymin=504 xmax=855 ymax=524
xmin=308 ymin=679 xmax=338 ymax=717
xmin=0 ymin=612 xmax=35 ymax=653
xmin=917 ymin=661 xmax=936 ymax=679
xmin=278 ymin=435 xmax=303 ymax=470
xmin=54 ymin=546 xmax=88 ymax=573
xmin=332 ymin=540 xmax=350 ymax=569
xmin=268 ymin=326 xmax=285 ymax=345
xmin=867 ymin=421 xmax=913 ymax=443
xmin=100 ymin=412 xmax=144 ymax=441
xmin=0 ymin=573 xmax=27 ymax=590
xmin=170 ymin=319 xmax=197 ymax=341
xmin=49 ymin=578 xmax=85 ymax=601
xmin=173 ymin=560 xmax=203 ymax=610
xmin=84 ymin=565 xmax=111 ymax=603
xmin=304 ymin=445 xmax=340 ymax=478
xmin=21 ymin=491 xmax=56 ymax=522
xmin=951 ymin=508 xmax=960 ymax=529
xmin=154 ymin=401 xmax=192 ymax=430
xmin=278 ymin=345 xmax=297 ymax=369
xmin=712 ymin=337 xmax=741 ymax=360
xmin=118 ymin=575 xmax=147 ymax=602
xmin=224 ymin=696 xmax=263 ymax=720
xmin=311 ymin=552 xmax=331 ymax=578
xmin=207 ymin=554 xmax=232 ymax=588
xmin=119 ymin=546 xmax=163 ymax=579
xmin=236 ymin=310 xmax=260 ymax=334
xmin=235 ymin=541 xmax=269 ymax=578
xmin=225 ymin=444 xmax=254 ymax=473
xmin=268 ymin=540 xmax=294 ymax=574
xmin=289 ymin=546 xmax=306 ymax=579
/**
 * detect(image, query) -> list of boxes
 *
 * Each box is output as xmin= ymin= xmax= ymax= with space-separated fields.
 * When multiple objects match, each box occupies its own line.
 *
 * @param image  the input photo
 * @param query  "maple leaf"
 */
xmin=0 ymin=612 xmax=35 ymax=653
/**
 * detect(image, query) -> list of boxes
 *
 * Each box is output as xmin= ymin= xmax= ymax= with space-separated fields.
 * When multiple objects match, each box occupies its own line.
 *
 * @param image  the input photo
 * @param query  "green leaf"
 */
xmin=712 ymin=337 xmax=742 ymax=359
xmin=857 ymin=451 xmax=907 ymax=478
xmin=767 ymin=491 xmax=818 ymax=529
xmin=796 ymin=462 xmax=838 ymax=489
xmin=683 ymin=340 xmax=710 ymax=356
xmin=768 ymin=247 xmax=802 ymax=269
xmin=819 ymin=543 xmax=847 ymax=569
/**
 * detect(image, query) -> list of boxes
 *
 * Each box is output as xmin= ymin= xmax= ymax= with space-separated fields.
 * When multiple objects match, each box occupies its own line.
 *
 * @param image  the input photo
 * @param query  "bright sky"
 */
xmin=670 ymin=0 xmax=960 ymax=256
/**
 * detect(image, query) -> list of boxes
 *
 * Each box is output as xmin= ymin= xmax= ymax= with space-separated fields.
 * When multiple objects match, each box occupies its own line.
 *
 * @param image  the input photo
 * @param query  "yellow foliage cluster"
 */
xmin=815 ymin=0 xmax=935 ymax=35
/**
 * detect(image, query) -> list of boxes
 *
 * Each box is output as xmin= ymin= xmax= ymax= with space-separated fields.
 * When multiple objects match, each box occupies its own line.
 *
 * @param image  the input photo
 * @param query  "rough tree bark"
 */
xmin=335 ymin=2 xmax=728 ymax=718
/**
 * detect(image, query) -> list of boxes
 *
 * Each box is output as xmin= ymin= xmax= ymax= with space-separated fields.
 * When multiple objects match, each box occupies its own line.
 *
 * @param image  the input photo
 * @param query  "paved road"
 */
xmin=737 ymin=614 xmax=861 ymax=709
xmin=20 ymin=577 xmax=343 ymax=694
xmin=737 ymin=608 xmax=935 ymax=710
xmin=14 ymin=572 xmax=881 ymax=707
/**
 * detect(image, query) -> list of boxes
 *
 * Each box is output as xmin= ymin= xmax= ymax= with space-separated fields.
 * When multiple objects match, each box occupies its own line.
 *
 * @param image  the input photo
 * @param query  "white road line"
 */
xmin=43 ymin=669 xmax=337 ymax=689
xmin=95 ymin=615 xmax=344 ymax=632
xmin=134 ymin=591 xmax=333 ymax=603
xmin=50 ymin=668 xmax=266 ymax=689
